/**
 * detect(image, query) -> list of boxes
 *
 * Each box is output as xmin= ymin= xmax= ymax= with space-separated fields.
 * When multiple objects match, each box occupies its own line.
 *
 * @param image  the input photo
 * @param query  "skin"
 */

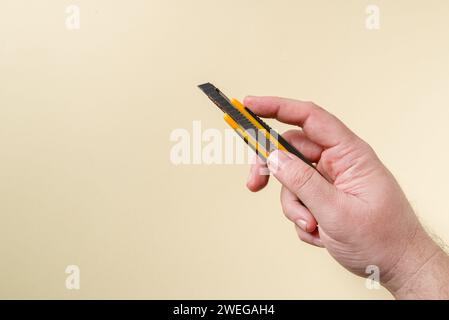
xmin=244 ymin=96 xmax=449 ymax=299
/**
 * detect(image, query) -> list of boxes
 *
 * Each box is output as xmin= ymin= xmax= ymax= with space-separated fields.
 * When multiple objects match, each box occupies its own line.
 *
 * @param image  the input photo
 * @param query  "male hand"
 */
xmin=245 ymin=96 xmax=449 ymax=299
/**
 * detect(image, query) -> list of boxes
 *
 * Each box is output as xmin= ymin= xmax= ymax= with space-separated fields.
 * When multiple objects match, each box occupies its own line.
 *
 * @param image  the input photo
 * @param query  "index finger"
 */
xmin=243 ymin=96 xmax=358 ymax=148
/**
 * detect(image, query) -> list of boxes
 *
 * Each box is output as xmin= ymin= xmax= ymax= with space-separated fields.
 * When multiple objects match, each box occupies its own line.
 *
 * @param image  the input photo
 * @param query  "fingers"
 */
xmin=246 ymin=130 xmax=323 ymax=192
xmin=267 ymin=150 xmax=341 ymax=219
xmin=282 ymin=130 xmax=322 ymax=163
xmin=243 ymin=96 xmax=314 ymax=125
xmin=281 ymin=186 xmax=317 ymax=233
xmin=244 ymin=96 xmax=358 ymax=148
xmin=246 ymin=156 xmax=269 ymax=192
xmin=295 ymin=225 xmax=324 ymax=248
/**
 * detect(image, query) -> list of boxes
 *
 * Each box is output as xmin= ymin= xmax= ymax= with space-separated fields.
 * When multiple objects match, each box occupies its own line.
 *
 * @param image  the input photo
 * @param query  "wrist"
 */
xmin=382 ymin=225 xmax=449 ymax=299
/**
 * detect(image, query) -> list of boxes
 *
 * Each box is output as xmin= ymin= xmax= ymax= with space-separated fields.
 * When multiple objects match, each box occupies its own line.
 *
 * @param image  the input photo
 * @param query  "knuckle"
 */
xmin=305 ymin=100 xmax=318 ymax=108
xmin=308 ymin=102 xmax=325 ymax=114
xmin=289 ymin=165 xmax=316 ymax=193
xmin=280 ymin=188 xmax=294 ymax=220
xmin=351 ymin=138 xmax=379 ymax=162
xmin=281 ymin=203 xmax=293 ymax=221
xmin=359 ymin=139 xmax=375 ymax=155
xmin=280 ymin=202 xmax=290 ymax=218
xmin=282 ymin=128 xmax=297 ymax=135
xmin=282 ymin=129 xmax=298 ymax=140
xmin=307 ymin=104 xmax=320 ymax=117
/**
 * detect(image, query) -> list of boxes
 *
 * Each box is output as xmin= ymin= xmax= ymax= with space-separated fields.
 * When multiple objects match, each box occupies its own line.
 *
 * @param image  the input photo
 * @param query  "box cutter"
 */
xmin=198 ymin=82 xmax=315 ymax=168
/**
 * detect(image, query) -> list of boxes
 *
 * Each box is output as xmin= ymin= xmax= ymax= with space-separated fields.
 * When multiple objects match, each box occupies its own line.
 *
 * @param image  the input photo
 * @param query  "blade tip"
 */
xmin=198 ymin=82 xmax=214 ymax=91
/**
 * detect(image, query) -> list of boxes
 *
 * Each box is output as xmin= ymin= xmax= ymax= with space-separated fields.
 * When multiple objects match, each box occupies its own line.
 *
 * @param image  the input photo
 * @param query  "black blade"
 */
xmin=198 ymin=83 xmax=316 ymax=169
xmin=198 ymin=82 xmax=275 ymax=153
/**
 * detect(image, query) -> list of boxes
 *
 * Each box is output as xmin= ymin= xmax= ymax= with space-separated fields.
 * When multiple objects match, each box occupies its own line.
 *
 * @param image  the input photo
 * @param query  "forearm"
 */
xmin=383 ymin=225 xmax=449 ymax=299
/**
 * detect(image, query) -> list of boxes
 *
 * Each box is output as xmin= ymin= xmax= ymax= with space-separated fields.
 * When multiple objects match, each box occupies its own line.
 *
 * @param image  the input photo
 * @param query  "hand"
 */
xmin=244 ymin=96 xmax=449 ymax=299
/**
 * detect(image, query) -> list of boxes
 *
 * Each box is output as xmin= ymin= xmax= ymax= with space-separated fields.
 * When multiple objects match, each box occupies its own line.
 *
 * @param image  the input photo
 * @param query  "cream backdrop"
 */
xmin=1 ymin=0 xmax=449 ymax=299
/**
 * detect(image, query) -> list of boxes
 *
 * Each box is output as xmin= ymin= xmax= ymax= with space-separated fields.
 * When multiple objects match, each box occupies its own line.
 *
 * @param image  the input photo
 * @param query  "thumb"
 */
xmin=267 ymin=150 xmax=339 ymax=218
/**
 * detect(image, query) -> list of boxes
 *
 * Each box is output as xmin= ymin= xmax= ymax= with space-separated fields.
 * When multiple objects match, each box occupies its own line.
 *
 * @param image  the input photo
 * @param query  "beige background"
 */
xmin=1 ymin=0 xmax=449 ymax=299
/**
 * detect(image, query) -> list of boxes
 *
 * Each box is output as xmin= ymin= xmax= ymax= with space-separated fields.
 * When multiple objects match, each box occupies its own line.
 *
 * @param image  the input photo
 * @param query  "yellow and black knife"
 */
xmin=198 ymin=82 xmax=315 ymax=168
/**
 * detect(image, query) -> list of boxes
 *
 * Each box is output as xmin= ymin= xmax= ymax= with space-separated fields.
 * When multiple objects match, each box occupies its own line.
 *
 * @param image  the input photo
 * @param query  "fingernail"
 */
xmin=267 ymin=150 xmax=290 ymax=173
xmin=247 ymin=168 xmax=253 ymax=183
xmin=244 ymin=96 xmax=255 ymax=105
xmin=258 ymin=166 xmax=270 ymax=176
xmin=295 ymin=219 xmax=308 ymax=231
